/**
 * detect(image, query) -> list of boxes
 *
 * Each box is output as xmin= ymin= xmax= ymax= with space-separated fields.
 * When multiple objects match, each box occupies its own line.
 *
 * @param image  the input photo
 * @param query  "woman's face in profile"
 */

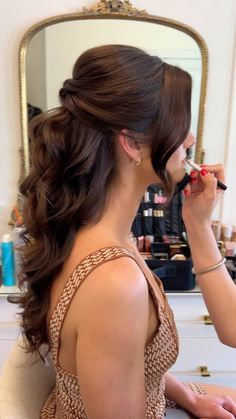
xmin=137 ymin=132 xmax=195 ymax=186
xmin=166 ymin=133 xmax=196 ymax=184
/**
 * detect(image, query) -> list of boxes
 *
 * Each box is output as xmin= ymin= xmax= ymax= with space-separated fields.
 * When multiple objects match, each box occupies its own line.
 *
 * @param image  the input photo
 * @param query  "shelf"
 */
xmin=0 ymin=285 xmax=21 ymax=296
xmin=166 ymin=285 xmax=201 ymax=296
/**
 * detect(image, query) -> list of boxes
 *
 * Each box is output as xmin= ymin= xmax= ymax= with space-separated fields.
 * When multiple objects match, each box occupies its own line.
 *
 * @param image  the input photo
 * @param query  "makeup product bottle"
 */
xmin=224 ymin=241 xmax=236 ymax=257
xmin=144 ymin=235 xmax=154 ymax=253
xmin=222 ymin=224 xmax=233 ymax=242
xmin=1 ymin=234 xmax=16 ymax=286
xmin=142 ymin=208 xmax=153 ymax=236
xmin=144 ymin=191 xmax=150 ymax=203
xmin=211 ymin=220 xmax=222 ymax=241
xmin=153 ymin=208 xmax=167 ymax=241
xmin=137 ymin=236 xmax=144 ymax=253
xmin=232 ymin=226 xmax=236 ymax=242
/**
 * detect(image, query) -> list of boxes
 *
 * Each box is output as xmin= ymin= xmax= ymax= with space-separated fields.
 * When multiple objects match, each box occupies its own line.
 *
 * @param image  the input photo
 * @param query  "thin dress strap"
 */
xmin=48 ymin=246 xmax=137 ymax=364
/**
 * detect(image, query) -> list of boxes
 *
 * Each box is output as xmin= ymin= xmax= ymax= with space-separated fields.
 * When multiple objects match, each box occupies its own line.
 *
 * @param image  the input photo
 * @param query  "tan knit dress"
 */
xmin=40 ymin=246 xmax=203 ymax=419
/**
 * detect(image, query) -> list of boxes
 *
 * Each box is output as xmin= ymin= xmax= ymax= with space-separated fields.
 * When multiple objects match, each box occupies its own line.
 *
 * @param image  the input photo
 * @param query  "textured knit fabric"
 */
xmin=40 ymin=246 xmax=200 ymax=419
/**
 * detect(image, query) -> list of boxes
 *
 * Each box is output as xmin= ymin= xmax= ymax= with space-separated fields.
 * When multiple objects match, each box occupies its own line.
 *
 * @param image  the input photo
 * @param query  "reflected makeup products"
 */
xmin=185 ymin=159 xmax=227 ymax=191
xmin=211 ymin=220 xmax=236 ymax=258
xmin=131 ymin=184 xmax=185 ymax=255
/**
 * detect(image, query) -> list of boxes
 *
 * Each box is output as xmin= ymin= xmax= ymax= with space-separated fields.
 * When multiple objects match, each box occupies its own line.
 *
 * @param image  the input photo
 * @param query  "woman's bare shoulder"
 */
xmin=71 ymin=254 xmax=149 ymax=330
xmin=81 ymin=253 xmax=147 ymax=294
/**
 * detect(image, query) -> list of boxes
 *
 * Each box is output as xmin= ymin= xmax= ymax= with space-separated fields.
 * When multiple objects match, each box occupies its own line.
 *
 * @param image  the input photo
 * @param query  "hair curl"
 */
xmin=10 ymin=44 xmax=191 ymax=352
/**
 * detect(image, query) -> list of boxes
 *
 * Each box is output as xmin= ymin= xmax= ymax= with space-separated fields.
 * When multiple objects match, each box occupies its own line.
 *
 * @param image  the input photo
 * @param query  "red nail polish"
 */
xmin=190 ymin=170 xmax=197 ymax=178
xmin=190 ymin=178 xmax=198 ymax=184
xmin=183 ymin=189 xmax=190 ymax=196
xmin=200 ymin=169 xmax=208 ymax=176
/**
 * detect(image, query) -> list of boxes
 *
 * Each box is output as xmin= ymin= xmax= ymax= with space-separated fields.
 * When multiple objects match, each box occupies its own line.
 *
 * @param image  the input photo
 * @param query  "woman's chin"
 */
xmin=173 ymin=168 xmax=187 ymax=184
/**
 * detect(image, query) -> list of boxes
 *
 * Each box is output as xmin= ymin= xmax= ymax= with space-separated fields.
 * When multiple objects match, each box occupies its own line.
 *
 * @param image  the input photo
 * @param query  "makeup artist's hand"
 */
xmin=182 ymin=164 xmax=225 ymax=226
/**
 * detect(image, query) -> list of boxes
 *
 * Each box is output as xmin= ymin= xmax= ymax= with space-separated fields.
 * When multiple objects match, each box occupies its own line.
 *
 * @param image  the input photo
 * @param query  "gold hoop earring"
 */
xmin=132 ymin=157 xmax=141 ymax=166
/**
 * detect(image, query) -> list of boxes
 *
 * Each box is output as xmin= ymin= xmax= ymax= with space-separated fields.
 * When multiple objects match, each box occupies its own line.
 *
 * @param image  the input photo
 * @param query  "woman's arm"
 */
xmin=74 ymin=257 xmax=149 ymax=419
xmin=186 ymin=219 xmax=236 ymax=347
xmin=182 ymin=164 xmax=236 ymax=347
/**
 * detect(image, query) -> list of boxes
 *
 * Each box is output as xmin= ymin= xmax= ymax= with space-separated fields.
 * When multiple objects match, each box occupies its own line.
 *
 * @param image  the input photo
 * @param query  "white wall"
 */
xmin=26 ymin=30 xmax=47 ymax=112
xmin=0 ymin=0 xmax=236 ymax=237
xmin=42 ymin=20 xmax=200 ymax=139
xmin=44 ymin=20 xmax=200 ymax=108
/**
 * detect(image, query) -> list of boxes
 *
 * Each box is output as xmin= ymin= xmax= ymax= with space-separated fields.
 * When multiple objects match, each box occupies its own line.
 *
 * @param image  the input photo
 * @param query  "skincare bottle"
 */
xmin=222 ymin=224 xmax=233 ymax=242
xmin=232 ymin=226 xmax=236 ymax=242
xmin=1 ymin=234 xmax=15 ymax=286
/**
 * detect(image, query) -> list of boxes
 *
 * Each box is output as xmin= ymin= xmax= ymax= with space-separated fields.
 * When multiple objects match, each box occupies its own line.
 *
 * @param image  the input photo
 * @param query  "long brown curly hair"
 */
xmin=10 ymin=44 xmax=191 ymax=352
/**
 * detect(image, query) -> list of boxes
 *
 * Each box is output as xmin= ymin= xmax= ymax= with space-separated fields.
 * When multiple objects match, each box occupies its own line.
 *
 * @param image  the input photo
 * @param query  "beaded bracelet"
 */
xmin=192 ymin=257 xmax=226 ymax=276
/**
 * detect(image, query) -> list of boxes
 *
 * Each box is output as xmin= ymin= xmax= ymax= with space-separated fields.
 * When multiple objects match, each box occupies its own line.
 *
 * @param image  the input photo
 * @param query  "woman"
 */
xmin=14 ymin=45 xmax=236 ymax=418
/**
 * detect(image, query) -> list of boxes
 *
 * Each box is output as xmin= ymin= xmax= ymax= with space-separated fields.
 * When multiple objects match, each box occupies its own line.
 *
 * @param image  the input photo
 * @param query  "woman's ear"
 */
xmin=117 ymin=129 xmax=141 ymax=163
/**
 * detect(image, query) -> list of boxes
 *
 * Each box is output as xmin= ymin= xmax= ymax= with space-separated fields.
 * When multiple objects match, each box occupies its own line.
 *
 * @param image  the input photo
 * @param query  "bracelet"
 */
xmin=192 ymin=257 xmax=226 ymax=276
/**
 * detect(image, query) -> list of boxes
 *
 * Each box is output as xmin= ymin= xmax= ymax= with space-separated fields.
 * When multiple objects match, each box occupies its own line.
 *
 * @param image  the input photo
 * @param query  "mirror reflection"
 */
xmin=27 ymin=20 xmax=201 ymax=139
xmin=19 ymin=3 xmax=208 ymax=176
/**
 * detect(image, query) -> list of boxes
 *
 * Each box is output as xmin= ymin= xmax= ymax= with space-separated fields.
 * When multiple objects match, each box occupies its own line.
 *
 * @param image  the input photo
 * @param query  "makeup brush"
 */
xmin=176 ymin=173 xmax=191 ymax=192
xmin=185 ymin=159 xmax=227 ymax=191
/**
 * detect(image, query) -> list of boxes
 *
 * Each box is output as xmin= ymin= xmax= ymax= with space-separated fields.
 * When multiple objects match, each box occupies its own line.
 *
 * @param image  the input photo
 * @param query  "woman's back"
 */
xmin=41 ymin=244 xmax=179 ymax=418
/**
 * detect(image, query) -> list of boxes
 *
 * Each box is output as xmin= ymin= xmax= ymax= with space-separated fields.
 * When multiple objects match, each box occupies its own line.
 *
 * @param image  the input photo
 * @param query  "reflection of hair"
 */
xmin=11 ymin=44 xmax=191 ymax=352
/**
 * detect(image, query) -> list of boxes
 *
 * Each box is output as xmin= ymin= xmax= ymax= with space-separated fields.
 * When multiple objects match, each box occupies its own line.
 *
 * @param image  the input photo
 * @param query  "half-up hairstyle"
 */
xmin=11 ymin=44 xmax=191 ymax=352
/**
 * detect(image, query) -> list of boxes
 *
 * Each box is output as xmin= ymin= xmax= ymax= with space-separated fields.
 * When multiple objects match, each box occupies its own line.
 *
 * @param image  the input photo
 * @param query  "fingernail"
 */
xmin=200 ymin=169 xmax=208 ymax=176
xmin=190 ymin=177 xmax=198 ymax=184
xmin=190 ymin=170 xmax=197 ymax=178
xmin=183 ymin=189 xmax=190 ymax=196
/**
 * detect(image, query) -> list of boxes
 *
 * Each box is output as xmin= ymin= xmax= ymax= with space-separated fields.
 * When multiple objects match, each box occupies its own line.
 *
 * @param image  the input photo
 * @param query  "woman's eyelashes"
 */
xmin=186 ymin=146 xmax=193 ymax=159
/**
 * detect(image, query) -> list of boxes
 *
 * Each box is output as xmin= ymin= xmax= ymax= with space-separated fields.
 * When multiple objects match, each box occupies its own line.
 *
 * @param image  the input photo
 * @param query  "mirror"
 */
xmin=19 ymin=0 xmax=208 ymax=178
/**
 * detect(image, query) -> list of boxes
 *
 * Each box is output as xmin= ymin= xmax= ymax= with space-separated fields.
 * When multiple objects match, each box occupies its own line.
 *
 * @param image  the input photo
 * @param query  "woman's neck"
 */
xmin=79 ymin=180 xmax=146 ymax=247
xmin=101 ymin=180 xmax=146 ymax=241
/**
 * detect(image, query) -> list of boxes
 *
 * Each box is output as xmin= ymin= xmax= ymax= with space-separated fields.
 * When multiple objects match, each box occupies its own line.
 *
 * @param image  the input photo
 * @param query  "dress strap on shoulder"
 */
xmin=49 ymin=246 xmax=136 ymax=363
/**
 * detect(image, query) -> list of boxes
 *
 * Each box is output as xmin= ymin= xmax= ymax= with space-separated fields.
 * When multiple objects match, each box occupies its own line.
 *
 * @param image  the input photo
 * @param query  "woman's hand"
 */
xmin=182 ymin=164 xmax=225 ymax=227
xmin=190 ymin=393 xmax=236 ymax=418
xmin=164 ymin=374 xmax=236 ymax=419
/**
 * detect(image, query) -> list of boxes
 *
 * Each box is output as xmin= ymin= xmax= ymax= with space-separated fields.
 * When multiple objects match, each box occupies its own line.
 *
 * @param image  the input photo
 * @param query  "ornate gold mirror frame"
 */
xmin=18 ymin=0 xmax=208 ymax=181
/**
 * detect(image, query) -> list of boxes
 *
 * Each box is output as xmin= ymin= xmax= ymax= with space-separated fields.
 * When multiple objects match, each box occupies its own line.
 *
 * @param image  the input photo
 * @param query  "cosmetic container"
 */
xmin=144 ymin=235 xmax=154 ymax=253
xmin=222 ymin=224 xmax=233 ymax=242
xmin=211 ymin=221 xmax=222 ymax=241
xmin=153 ymin=209 xmax=166 ymax=239
xmin=137 ymin=236 xmax=144 ymax=253
xmin=142 ymin=209 xmax=153 ymax=236
xmin=144 ymin=191 xmax=150 ymax=203
xmin=224 ymin=241 xmax=236 ymax=257
xmin=232 ymin=226 xmax=236 ymax=242
xmin=1 ymin=234 xmax=16 ymax=286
